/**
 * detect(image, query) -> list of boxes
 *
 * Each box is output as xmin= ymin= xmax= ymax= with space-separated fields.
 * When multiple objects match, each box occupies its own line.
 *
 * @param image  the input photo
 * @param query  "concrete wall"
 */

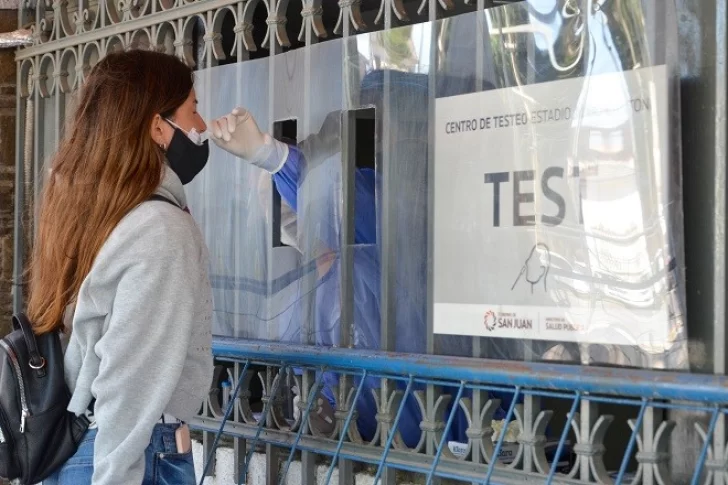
xmin=191 ymin=442 xmax=418 ymax=485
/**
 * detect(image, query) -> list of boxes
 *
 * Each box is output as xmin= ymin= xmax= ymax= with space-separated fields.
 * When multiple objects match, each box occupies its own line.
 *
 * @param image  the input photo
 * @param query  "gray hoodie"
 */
xmin=61 ymin=166 xmax=213 ymax=485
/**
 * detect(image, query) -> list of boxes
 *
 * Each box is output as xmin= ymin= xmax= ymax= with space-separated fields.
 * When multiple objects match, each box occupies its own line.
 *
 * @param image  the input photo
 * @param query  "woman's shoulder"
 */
xmin=75 ymin=197 xmax=210 ymax=313
xmin=102 ymin=199 xmax=205 ymax=261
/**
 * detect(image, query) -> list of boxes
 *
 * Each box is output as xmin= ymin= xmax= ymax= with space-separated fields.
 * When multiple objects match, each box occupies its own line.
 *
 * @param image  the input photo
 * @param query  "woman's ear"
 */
xmin=150 ymin=113 xmax=167 ymax=149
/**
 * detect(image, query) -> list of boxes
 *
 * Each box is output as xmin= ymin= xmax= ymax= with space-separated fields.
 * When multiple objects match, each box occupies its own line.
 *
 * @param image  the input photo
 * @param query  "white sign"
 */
xmin=433 ymin=65 xmax=678 ymax=349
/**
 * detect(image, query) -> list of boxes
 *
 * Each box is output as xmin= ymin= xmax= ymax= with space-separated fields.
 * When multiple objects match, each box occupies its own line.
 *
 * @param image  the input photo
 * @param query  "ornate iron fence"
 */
xmin=191 ymin=338 xmax=728 ymax=484
xmin=12 ymin=0 xmax=728 ymax=484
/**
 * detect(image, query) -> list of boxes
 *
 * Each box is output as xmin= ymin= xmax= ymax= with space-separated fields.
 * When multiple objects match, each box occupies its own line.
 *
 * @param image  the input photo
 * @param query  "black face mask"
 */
xmin=165 ymin=128 xmax=210 ymax=185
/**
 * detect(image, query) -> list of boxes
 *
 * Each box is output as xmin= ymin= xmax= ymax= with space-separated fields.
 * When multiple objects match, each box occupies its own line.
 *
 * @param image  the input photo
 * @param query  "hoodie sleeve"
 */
xmin=88 ymin=208 xmax=210 ymax=485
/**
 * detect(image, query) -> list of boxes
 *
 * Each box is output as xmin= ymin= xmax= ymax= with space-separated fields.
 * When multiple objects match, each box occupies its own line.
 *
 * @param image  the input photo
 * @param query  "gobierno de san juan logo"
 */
xmin=484 ymin=310 xmax=497 ymax=332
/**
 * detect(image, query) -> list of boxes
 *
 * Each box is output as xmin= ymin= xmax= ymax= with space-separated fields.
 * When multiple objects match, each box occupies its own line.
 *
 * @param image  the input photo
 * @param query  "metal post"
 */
xmin=12 ymin=64 xmax=26 ymax=315
xmin=266 ymin=3 xmax=282 ymax=482
xmin=673 ymin=0 xmax=728 ymax=482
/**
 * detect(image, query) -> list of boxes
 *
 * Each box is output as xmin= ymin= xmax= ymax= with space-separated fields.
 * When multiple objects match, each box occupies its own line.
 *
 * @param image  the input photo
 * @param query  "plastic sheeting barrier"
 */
xmin=186 ymin=0 xmax=685 ymax=446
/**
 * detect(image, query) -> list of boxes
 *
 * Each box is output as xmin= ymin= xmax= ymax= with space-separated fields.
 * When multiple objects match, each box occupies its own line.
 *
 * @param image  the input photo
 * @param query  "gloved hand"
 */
xmin=211 ymin=107 xmax=289 ymax=173
xmin=210 ymin=107 xmax=263 ymax=158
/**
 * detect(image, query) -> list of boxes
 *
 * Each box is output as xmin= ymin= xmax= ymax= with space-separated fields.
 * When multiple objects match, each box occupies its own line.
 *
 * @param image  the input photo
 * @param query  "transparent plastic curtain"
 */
xmin=190 ymin=60 xmax=274 ymax=341
xmin=188 ymin=0 xmax=687 ymax=370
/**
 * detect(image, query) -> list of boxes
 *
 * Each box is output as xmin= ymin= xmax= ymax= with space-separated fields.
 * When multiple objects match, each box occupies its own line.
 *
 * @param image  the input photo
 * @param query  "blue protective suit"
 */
xmin=273 ymin=146 xmax=428 ymax=446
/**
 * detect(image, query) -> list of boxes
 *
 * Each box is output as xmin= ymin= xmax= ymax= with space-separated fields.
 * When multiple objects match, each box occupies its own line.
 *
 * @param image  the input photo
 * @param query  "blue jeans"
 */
xmin=43 ymin=423 xmax=196 ymax=485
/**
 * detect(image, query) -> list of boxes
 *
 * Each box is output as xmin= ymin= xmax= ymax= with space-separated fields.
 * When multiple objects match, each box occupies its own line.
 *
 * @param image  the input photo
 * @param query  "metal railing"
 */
xmin=190 ymin=338 xmax=728 ymax=484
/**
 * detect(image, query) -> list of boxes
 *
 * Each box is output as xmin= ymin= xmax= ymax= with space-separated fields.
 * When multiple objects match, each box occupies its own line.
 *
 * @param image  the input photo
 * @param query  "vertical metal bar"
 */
xmin=469 ymin=5 xmax=491 ymax=482
xmin=483 ymin=387 xmax=521 ymax=485
xmin=325 ymin=371 xmax=367 ymax=484
xmin=202 ymin=430 xmax=217 ymax=479
xmin=521 ymin=10 xmax=540 ymax=476
xmin=266 ymin=444 xmax=281 ymax=485
xmin=674 ymin=0 xmax=727 ymax=480
xmin=469 ymin=386 xmax=486 ymax=479
xmin=340 ymin=110 xmax=355 ymax=346
xmin=710 ymin=2 xmax=727 ymax=478
xmin=17 ymin=0 xmax=26 ymax=29
xmin=714 ymin=416 xmax=725 ymax=485
xmin=642 ymin=405 xmax=660 ymax=485
xmin=337 ymin=449 xmax=353 ymax=485
xmin=710 ymin=0 xmax=727 ymax=379
xmin=279 ymin=372 xmax=323 ymax=484
xmin=232 ymin=24 xmax=248 ymax=473
xmin=266 ymin=0 xmax=279 ymax=334
xmin=340 ymin=0 xmax=354 ymax=345
xmin=297 ymin=369 xmax=316 ymax=485
xmin=234 ymin=435 xmax=246 ymax=484
xmin=300 ymin=0 xmax=315 ymax=341
xmin=240 ymin=365 xmax=287 ymax=484
xmin=379 ymin=0 xmax=395 ymax=357
xmin=32 ymin=58 xmax=43 ymax=239
xmin=615 ymin=399 xmax=649 ymax=485
xmin=204 ymin=11 xmax=214 ymax=69
xmin=373 ymin=376 xmax=414 ymax=485
xmin=200 ymin=361 xmax=251 ymax=484
xmin=12 ymin=68 xmax=26 ymax=314
xmin=100 ymin=0 xmax=107 ymax=28
xmin=334 ymin=6 xmax=356 ymax=485
xmin=426 ymin=382 xmax=466 ymax=485
xmin=336 ymin=72 xmax=358 ymax=484
xmin=237 ymin=1 xmax=245 ymax=63
xmin=545 ymin=393 xmax=581 ymax=485
xmin=337 ymin=105 xmax=355 ymax=482
xmin=54 ymin=77 xmax=63 ymax=146
xmin=334 ymin=3 xmax=356 ymax=479
xmin=426 ymin=2 xmax=441 ymax=483
xmin=425 ymin=0 xmax=437 ymax=359
xmin=578 ymin=400 xmax=597 ymax=481
xmin=14 ymin=0 xmax=29 ymax=317
xmin=380 ymin=1 xmax=396 ymax=481
xmin=266 ymin=6 xmax=282 ymax=483
xmin=233 ymin=363 xmax=248 ymax=484
xmin=34 ymin=0 xmax=42 ymax=36
xmin=691 ymin=408 xmax=720 ymax=485
xmin=522 ymin=392 xmax=540 ymax=474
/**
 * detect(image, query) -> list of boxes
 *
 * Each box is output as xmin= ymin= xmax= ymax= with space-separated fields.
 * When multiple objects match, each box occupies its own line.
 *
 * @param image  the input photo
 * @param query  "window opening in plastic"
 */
xmin=344 ymin=107 xmax=376 ymax=245
xmin=273 ymin=118 xmax=298 ymax=247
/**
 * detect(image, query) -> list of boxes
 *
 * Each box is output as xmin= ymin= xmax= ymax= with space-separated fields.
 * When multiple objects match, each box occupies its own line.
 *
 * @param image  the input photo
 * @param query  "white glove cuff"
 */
xmin=249 ymin=134 xmax=290 ymax=174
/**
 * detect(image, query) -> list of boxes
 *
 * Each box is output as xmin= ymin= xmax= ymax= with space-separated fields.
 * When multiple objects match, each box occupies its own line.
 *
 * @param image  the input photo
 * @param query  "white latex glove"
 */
xmin=211 ymin=107 xmax=289 ymax=173
xmin=210 ymin=107 xmax=264 ymax=159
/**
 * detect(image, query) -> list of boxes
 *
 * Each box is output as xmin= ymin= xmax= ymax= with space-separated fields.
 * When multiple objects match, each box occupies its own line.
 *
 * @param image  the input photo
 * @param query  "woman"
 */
xmin=30 ymin=49 xmax=213 ymax=485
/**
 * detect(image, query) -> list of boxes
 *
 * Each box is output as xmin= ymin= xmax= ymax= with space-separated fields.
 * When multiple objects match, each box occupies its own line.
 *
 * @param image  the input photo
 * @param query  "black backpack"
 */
xmin=0 ymin=314 xmax=90 ymax=484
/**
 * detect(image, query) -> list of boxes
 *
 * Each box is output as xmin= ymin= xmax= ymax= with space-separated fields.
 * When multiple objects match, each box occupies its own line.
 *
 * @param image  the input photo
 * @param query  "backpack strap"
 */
xmin=148 ymin=194 xmax=179 ymax=207
xmin=12 ymin=314 xmax=46 ymax=377
xmin=148 ymin=194 xmax=190 ymax=213
xmin=147 ymin=194 xmax=190 ymax=214
xmin=82 ymin=194 xmax=182 ymax=412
